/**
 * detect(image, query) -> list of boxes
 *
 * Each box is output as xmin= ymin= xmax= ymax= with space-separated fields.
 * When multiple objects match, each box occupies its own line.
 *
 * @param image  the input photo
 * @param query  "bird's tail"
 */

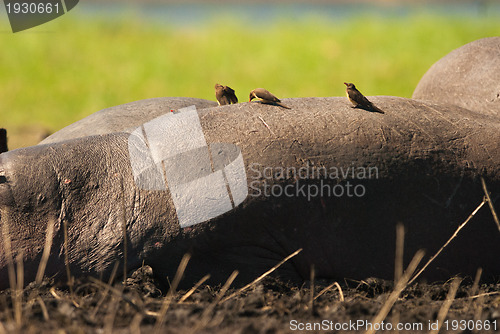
xmin=370 ymin=104 xmax=384 ymax=114
xmin=276 ymin=102 xmax=291 ymax=109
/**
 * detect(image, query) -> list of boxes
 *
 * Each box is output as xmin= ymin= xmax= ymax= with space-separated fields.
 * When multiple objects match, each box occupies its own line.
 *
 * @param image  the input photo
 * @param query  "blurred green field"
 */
xmin=0 ymin=10 xmax=499 ymax=149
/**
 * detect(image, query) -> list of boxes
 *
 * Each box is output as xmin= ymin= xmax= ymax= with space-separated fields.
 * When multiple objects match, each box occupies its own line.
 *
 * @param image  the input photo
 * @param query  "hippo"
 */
xmin=0 ymin=39 xmax=499 ymax=290
xmin=413 ymin=36 xmax=500 ymax=117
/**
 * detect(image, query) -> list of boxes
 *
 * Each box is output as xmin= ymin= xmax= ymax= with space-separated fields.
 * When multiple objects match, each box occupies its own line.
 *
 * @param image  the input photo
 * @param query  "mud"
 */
xmin=0 ymin=265 xmax=498 ymax=333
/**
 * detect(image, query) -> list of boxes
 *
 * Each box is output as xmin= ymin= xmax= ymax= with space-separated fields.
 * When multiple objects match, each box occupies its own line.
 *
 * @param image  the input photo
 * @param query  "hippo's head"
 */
xmin=0 ymin=147 xmax=62 ymax=219
xmin=0 ymin=134 xmax=160 ymax=289
xmin=0 ymin=146 xmax=64 ymax=287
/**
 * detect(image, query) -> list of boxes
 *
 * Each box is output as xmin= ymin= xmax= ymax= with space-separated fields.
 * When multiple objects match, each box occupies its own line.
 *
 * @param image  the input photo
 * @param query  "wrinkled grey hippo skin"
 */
xmin=413 ymin=37 xmax=500 ymax=117
xmin=1 ymin=94 xmax=499 ymax=290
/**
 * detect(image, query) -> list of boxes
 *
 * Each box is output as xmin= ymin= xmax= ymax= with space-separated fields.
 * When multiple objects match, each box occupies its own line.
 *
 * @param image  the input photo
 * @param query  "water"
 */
xmin=75 ymin=2 xmax=500 ymax=27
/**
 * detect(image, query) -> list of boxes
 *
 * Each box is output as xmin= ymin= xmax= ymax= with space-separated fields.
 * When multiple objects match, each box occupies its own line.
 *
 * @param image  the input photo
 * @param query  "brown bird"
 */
xmin=0 ymin=128 xmax=7 ymax=153
xmin=249 ymin=88 xmax=290 ymax=109
xmin=344 ymin=82 xmax=384 ymax=114
xmin=215 ymin=84 xmax=238 ymax=106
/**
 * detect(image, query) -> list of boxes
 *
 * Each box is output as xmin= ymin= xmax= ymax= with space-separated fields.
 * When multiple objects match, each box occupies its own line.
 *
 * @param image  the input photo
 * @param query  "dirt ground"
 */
xmin=0 ymin=265 xmax=499 ymax=334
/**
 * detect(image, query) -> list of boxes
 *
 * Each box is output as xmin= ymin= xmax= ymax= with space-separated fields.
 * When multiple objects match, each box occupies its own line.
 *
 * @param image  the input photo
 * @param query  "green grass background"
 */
xmin=0 ymin=9 xmax=499 ymax=149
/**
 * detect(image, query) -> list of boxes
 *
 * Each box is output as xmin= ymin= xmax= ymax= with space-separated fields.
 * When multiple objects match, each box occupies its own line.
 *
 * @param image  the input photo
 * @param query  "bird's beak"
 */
xmin=343 ymin=82 xmax=348 ymax=86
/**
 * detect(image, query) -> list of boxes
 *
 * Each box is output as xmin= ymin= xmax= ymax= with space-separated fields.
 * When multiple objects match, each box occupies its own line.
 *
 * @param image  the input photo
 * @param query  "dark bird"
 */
xmin=249 ymin=88 xmax=290 ymax=109
xmin=215 ymin=84 xmax=238 ymax=105
xmin=0 ymin=128 xmax=7 ymax=153
xmin=344 ymin=82 xmax=384 ymax=114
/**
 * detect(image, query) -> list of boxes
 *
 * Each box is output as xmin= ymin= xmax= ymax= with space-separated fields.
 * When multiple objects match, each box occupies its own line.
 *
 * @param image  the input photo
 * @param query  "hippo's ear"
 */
xmin=0 ymin=128 xmax=7 ymax=153
xmin=0 ymin=158 xmax=11 ymax=206
xmin=0 ymin=154 xmax=5 ymax=183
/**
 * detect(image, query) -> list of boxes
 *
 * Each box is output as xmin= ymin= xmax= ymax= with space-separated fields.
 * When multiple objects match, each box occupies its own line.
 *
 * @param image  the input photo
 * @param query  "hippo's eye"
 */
xmin=0 ymin=168 xmax=5 ymax=184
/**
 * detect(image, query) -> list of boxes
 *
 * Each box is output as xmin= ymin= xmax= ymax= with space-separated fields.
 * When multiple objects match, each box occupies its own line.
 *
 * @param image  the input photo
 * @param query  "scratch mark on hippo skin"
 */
xmin=301 ymin=154 xmax=336 ymax=160
xmin=362 ymin=109 xmax=404 ymax=140
xmin=387 ymin=100 xmax=438 ymax=144
xmin=324 ymin=137 xmax=337 ymax=145
xmin=380 ymin=127 xmax=388 ymax=144
xmin=288 ymin=139 xmax=307 ymax=160
xmin=421 ymin=102 xmax=460 ymax=127
xmin=327 ymin=113 xmax=341 ymax=129
xmin=262 ymin=139 xmax=279 ymax=153
xmin=376 ymin=125 xmax=404 ymax=147
xmin=407 ymin=132 xmax=417 ymax=158
xmin=478 ymin=143 xmax=495 ymax=164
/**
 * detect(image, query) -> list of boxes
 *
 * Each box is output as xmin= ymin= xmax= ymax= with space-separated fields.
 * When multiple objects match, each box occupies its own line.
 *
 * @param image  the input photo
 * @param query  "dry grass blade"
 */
xmin=49 ymin=287 xmax=61 ymax=300
xmin=0 ymin=322 xmax=7 ymax=334
xmin=408 ymin=198 xmax=486 ymax=285
xmin=120 ymin=177 xmax=128 ymax=283
xmin=154 ymin=253 xmax=191 ymax=334
xmin=221 ymin=248 xmax=303 ymax=303
xmin=90 ymin=261 xmax=120 ymax=320
xmin=62 ymin=218 xmax=74 ymax=296
xmin=314 ymin=281 xmax=344 ymax=302
xmin=392 ymin=222 xmax=405 ymax=334
xmin=211 ymin=271 xmax=239 ymax=307
xmin=36 ymin=297 xmax=50 ymax=321
xmin=472 ymin=296 xmax=485 ymax=334
xmin=470 ymin=267 xmax=482 ymax=297
xmin=36 ymin=219 xmax=55 ymax=284
xmin=0 ymin=294 xmax=13 ymax=325
xmin=309 ymin=264 xmax=315 ymax=313
xmin=394 ymin=223 xmax=405 ymax=283
xmin=103 ymin=294 xmax=121 ymax=334
xmin=179 ymin=274 xmax=211 ymax=303
xmin=89 ymin=277 xmax=142 ymax=313
xmin=194 ymin=270 xmax=239 ymax=332
xmin=258 ymin=115 xmax=276 ymax=136
xmin=365 ymin=250 xmax=425 ymax=334
xmin=468 ymin=291 xmax=500 ymax=299
xmin=429 ymin=278 xmax=461 ymax=334
xmin=1 ymin=209 xmax=16 ymax=296
xmin=14 ymin=251 xmax=24 ymax=328
xmin=129 ymin=313 xmax=144 ymax=333
xmin=1 ymin=213 xmax=23 ymax=329
xmin=481 ymin=177 xmax=500 ymax=232
xmin=467 ymin=268 xmax=482 ymax=312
